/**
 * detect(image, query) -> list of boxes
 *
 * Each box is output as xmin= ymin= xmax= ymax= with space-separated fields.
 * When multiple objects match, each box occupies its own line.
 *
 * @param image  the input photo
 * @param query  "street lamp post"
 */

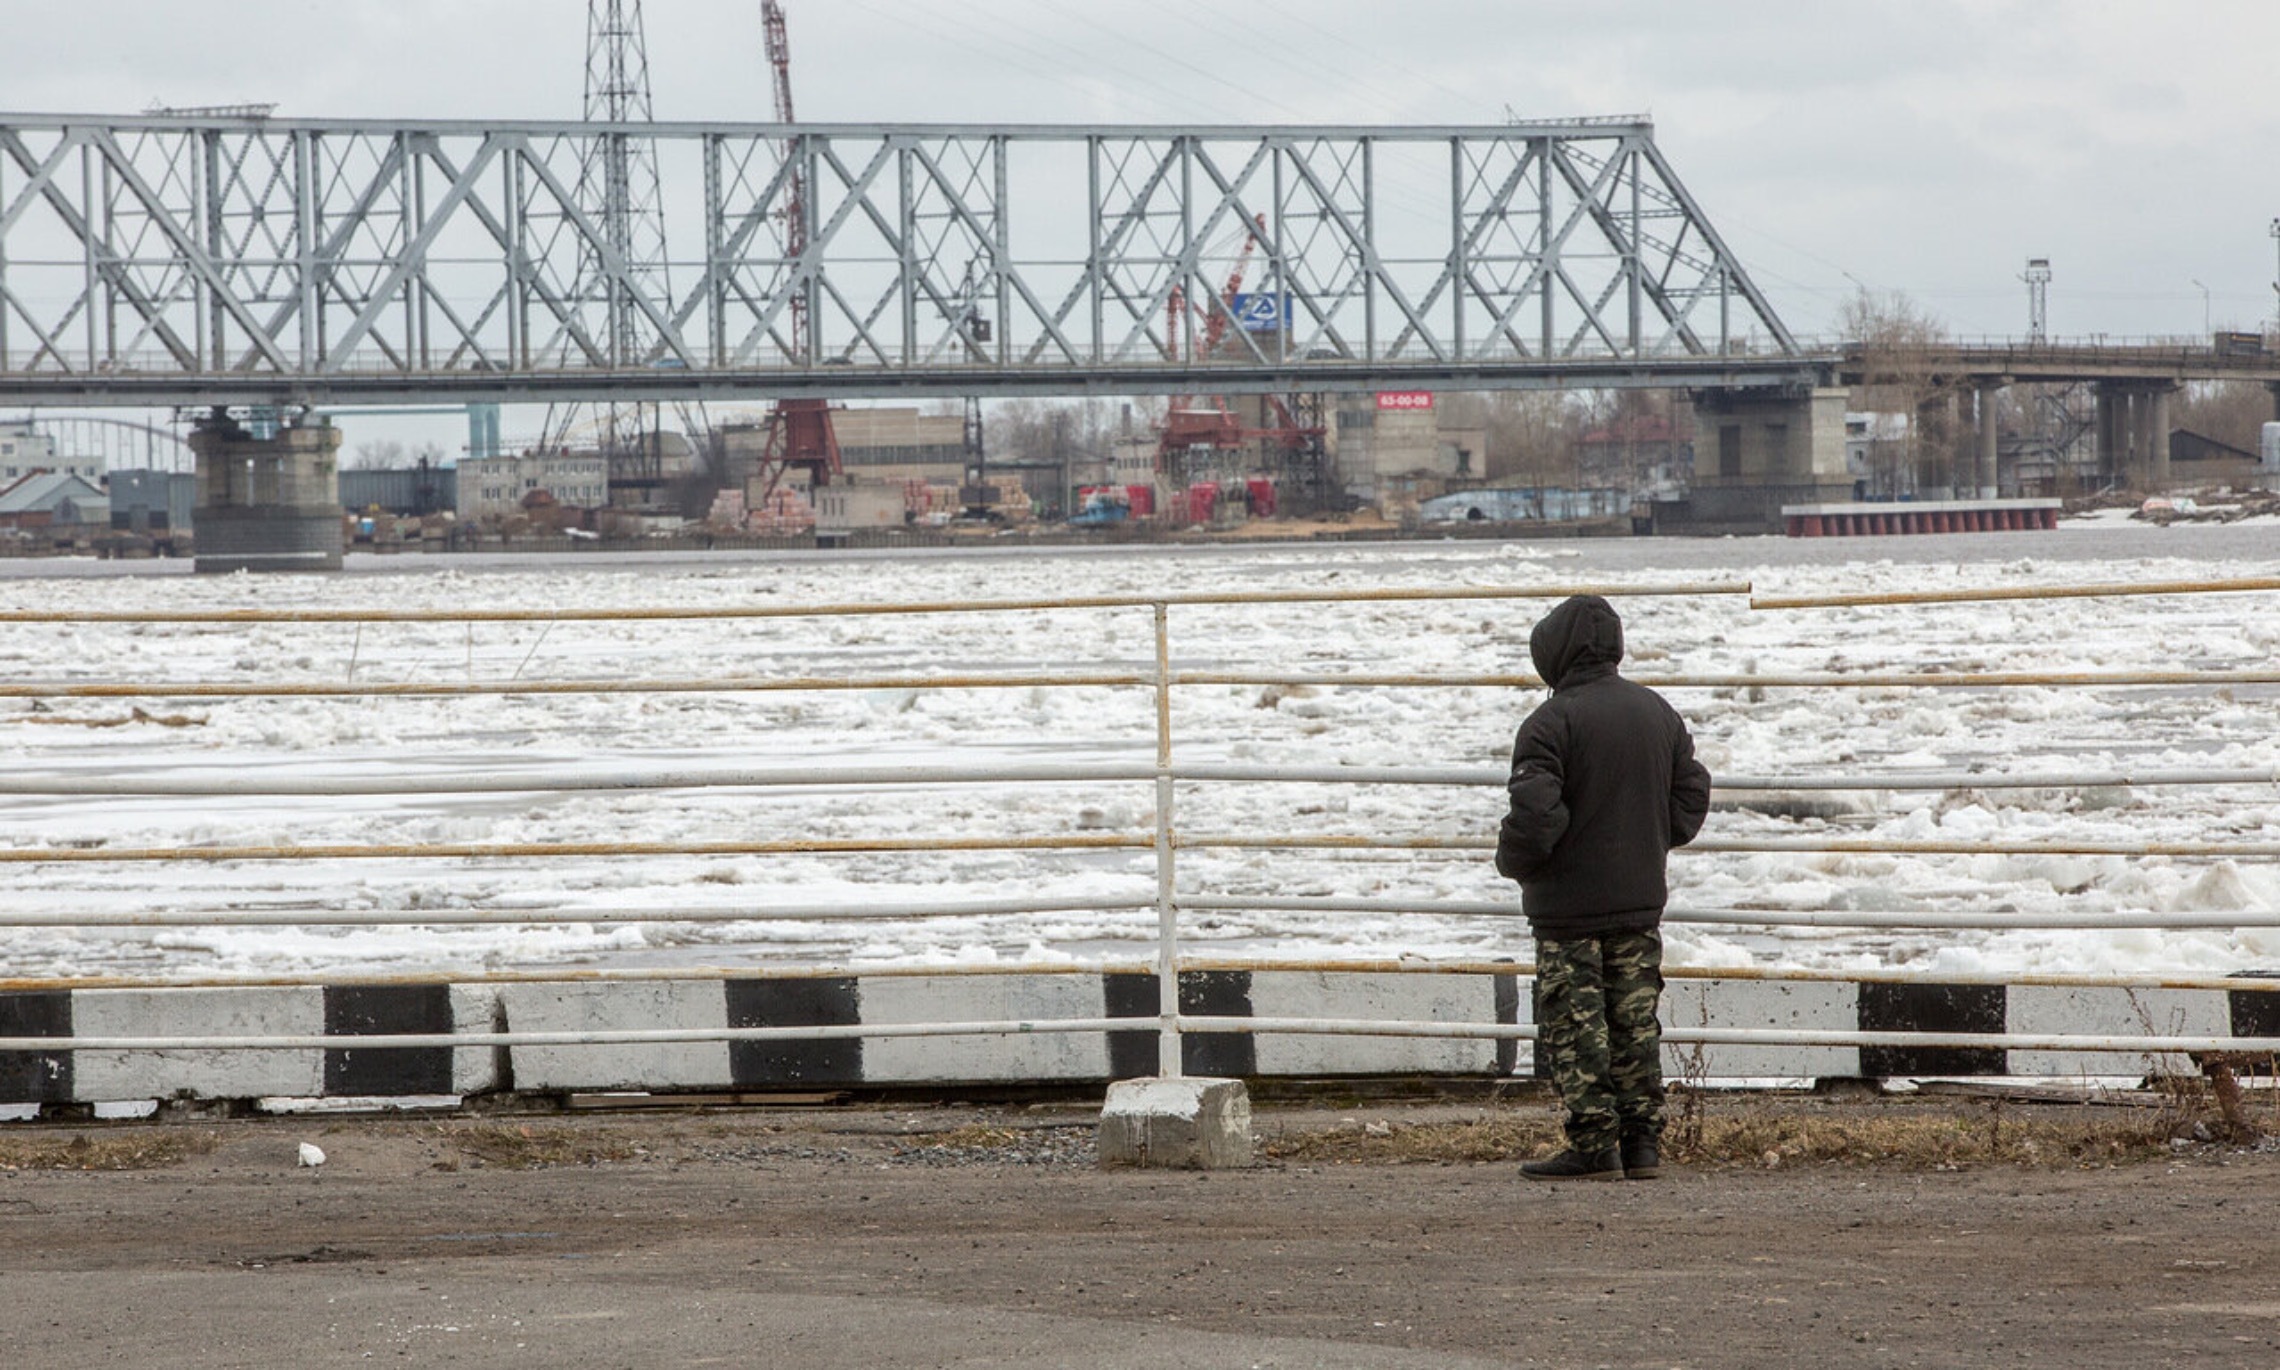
xmin=2192 ymin=279 xmax=2210 ymax=335
xmin=2270 ymin=219 xmax=2280 ymax=331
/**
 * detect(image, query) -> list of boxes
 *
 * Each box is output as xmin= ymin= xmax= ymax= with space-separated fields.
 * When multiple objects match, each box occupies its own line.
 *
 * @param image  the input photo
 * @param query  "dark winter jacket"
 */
xmin=1495 ymin=595 xmax=1712 ymax=939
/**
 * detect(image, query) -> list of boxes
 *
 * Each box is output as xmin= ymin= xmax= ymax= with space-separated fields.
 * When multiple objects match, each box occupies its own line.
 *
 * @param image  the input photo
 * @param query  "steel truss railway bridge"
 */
xmin=3 ymin=110 xmax=2274 ymax=554
xmin=0 ymin=112 xmax=1830 ymax=407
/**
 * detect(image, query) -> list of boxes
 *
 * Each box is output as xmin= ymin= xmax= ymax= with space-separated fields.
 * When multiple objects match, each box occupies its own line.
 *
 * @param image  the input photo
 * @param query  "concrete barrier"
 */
xmin=0 ymin=984 xmax=500 ymax=1105
xmin=5 ymin=973 xmax=2276 ymax=1108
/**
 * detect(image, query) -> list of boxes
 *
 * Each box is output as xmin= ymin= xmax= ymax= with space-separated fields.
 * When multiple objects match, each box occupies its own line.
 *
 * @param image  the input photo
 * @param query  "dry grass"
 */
xmin=1261 ymin=1096 xmax=2260 ymax=1171
xmin=442 ymin=1124 xmax=640 ymax=1170
xmin=0 ymin=1130 xmax=220 ymax=1171
xmin=916 ymin=1124 xmax=1024 ymax=1149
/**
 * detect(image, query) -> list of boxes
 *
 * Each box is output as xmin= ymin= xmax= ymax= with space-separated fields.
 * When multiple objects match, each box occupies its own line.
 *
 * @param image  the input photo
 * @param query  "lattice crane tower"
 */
xmin=545 ymin=0 xmax=676 ymax=494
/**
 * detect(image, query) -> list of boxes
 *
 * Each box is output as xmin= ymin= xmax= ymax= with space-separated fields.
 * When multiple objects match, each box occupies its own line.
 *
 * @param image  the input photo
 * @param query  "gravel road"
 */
xmin=4 ymin=1099 xmax=2277 ymax=1369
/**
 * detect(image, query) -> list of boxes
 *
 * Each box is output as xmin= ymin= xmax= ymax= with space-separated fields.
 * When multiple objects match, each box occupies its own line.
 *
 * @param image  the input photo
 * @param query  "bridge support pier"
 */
xmin=1661 ymin=387 xmax=1854 ymax=535
xmin=2093 ymin=382 xmax=2174 ymax=490
xmin=1974 ymin=382 xmax=2002 ymax=498
xmin=2095 ymin=387 xmax=2118 ymax=487
xmin=188 ymin=413 xmax=344 ymax=574
xmin=2146 ymin=384 xmax=2172 ymax=488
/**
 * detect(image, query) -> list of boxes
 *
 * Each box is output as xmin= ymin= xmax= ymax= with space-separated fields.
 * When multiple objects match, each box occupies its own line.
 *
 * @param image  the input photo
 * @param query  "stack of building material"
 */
xmin=707 ymin=488 xmax=748 ymax=528
xmin=747 ymin=486 xmax=815 ymax=534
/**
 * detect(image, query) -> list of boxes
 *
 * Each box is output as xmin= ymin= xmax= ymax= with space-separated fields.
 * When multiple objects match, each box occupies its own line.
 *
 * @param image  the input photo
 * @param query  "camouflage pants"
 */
xmin=1535 ymin=928 xmax=1664 ymax=1153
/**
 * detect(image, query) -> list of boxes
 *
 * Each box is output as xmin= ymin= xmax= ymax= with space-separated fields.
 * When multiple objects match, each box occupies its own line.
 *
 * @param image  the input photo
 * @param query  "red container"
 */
xmin=1124 ymin=484 xmax=1155 ymax=518
xmin=1245 ymin=477 xmax=1277 ymax=519
xmin=1185 ymin=481 xmax=1220 ymax=523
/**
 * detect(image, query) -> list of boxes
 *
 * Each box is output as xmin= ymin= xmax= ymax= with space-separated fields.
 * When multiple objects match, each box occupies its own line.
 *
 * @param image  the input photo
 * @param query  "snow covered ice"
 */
xmin=3 ymin=517 xmax=2278 ymax=985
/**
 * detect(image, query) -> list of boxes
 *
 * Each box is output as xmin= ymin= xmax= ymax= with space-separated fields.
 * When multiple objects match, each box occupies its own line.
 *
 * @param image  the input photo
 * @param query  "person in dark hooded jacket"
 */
xmin=1497 ymin=594 xmax=1711 ymax=1181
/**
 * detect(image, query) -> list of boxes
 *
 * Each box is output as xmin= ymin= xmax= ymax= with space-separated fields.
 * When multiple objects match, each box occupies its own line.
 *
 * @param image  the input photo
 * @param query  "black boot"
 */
xmin=1521 ymin=1146 xmax=1623 ymax=1182
xmin=1620 ymin=1134 xmax=1661 ymax=1180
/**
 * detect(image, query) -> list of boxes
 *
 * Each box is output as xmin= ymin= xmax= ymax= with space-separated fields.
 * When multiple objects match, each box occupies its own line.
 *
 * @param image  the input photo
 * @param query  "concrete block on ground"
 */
xmin=1097 ymin=1076 xmax=1251 ymax=1169
xmin=2007 ymin=986 xmax=2228 ymax=1079
xmin=73 ymin=987 xmax=325 ymax=1102
xmin=859 ymin=974 xmax=1107 ymax=1083
xmin=501 ymin=980 xmax=733 ymax=1092
xmin=449 ymin=985 xmax=505 ymax=1095
xmin=1663 ymin=978 xmax=1858 ymax=1081
xmin=1249 ymin=971 xmax=1501 ymax=1076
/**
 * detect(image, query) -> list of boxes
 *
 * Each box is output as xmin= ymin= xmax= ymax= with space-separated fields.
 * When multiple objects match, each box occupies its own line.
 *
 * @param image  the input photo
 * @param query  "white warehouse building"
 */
xmin=455 ymin=451 xmax=610 ymax=521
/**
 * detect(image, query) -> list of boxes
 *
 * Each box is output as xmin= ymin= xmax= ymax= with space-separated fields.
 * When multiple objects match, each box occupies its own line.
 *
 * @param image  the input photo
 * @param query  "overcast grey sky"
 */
xmin=15 ymin=0 xmax=2279 ymax=340
xmin=10 ymin=1 xmax=2280 ymax=453
xmin=17 ymin=0 xmax=2280 ymax=337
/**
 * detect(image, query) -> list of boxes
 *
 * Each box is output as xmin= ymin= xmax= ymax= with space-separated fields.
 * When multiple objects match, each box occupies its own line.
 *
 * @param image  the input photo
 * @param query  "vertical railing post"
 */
xmin=1152 ymin=599 xmax=1180 ymax=1077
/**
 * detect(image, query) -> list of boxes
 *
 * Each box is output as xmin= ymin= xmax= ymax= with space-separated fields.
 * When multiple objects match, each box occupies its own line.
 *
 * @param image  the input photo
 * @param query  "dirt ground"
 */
xmin=3 ymin=1093 xmax=2277 ymax=1369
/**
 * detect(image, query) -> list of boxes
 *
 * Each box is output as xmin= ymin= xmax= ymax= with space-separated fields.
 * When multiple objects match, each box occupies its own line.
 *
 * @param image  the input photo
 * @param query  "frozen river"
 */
xmin=4 ymin=512 xmax=2279 ymax=984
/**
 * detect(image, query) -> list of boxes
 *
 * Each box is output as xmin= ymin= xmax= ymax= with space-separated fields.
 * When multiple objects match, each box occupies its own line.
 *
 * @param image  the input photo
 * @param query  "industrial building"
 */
xmin=724 ymin=407 xmax=966 ymax=494
xmin=1326 ymin=392 xmax=1485 ymax=508
xmin=0 ymin=470 xmax=108 ymax=530
xmin=455 ymin=450 xmax=612 ymax=521
xmin=1 ymin=420 xmax=107 ymax=484
xmin=107 ymin=470 xmax=194 ymax=539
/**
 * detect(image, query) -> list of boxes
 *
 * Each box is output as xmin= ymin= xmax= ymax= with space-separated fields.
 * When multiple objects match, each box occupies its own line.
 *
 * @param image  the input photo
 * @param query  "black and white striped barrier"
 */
xmin=0 ymin=985 xmax=500 ymax=1105
xmin=4 ymin=973 xmax=2276 ymax=1105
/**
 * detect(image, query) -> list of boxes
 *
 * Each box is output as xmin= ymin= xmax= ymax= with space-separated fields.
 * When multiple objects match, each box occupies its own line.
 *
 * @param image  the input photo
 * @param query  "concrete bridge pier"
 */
xmin=1673 ymin=386 xmax=1855 ymax=534
xmin=1973 ymin=381 xmax=2003 ymax=498
xmin=2094 ymin=383 xmax=2172 ymax=490
xmin=2094 ymin=387 xmax=2118 ymax=487
xmin=187 ymin=412 xmax=344 ymax=573
xmin=2144 ymin=383 xmax=2173 ymax=488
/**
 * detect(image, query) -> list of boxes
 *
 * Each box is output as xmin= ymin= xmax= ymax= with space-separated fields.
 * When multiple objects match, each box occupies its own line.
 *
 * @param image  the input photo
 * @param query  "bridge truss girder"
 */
xmin=0 ymin=115 xmax=1809 ymax=407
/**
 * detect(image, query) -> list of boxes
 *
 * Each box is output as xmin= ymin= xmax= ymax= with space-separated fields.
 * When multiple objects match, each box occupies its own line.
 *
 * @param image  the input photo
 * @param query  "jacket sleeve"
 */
xmin=1495 ymin=709 xmax=1569 ymax=881
xmin=1667 ymin=721 xmax=1712 ymax=849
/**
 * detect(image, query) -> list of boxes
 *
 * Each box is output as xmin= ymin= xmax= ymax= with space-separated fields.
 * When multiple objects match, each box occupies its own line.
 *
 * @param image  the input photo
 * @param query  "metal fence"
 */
xmin=3 ymin=576 xmax=2279 ymax=1075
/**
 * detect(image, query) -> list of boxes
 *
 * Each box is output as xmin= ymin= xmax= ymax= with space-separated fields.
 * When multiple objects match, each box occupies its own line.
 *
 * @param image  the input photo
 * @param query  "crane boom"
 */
xmin=752 ymin=1 xmax=841 ymax=504
xmin=762 ymin=0 xmax=806 ymax=352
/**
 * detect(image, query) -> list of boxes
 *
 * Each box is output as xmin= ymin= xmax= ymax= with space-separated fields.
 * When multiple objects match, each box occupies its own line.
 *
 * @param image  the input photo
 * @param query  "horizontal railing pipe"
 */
xmin=0 ymin=761 xmax=1169 ymax=798
xmin=0 ymin=895 xmax=1161 ymax=928
xmin=5 ymin=960 xmax=2275 ymax=997
xmin=3 ymin=761 xmax=2273 ymax=799
xmin=0 ymin=1017 xmax=1140 ymax=1053
xmin=1173 ymin=668 xmax=2280 ymax=689
xmin=1186 ymin=1016 xmax=2280 ymax=1055
xmin=16 ymin=831 xmax=2280 ymax=865
xmin=16 ymin=665 xmax=2276 ymax=701
xmin=1190 ymin=895 xmax=2280 ymax=931
xmin=1753 ymin=575 xmax=2280 ymax=611
xmin=0 ymin=580 xmax=1752 ymax=626
xmin=1172 ymin=834 xmax=2280 ymax=858
xmin=8 ymin=1021 xmax=2276 ymax=1056
xmin=0 ymin=671 xmax=1153 ymax=699
xmin=0 ymin=834 xmax=1151 ymax=864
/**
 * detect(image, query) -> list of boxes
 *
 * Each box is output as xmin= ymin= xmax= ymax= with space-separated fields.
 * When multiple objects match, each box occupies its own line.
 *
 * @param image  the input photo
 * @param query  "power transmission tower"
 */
xmin=543 ymin=0 xmax=677 ymax=502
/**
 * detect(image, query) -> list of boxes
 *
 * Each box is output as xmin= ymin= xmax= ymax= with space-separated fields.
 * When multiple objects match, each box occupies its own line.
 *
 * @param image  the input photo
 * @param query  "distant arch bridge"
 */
xmin=2 ymin=413 xmax=195 ymax=472
xmin=0 ymin=112 xmax=1832 ymax=409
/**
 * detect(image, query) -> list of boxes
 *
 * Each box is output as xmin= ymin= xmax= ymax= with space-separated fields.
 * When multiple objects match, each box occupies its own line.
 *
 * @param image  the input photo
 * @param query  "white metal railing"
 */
xmin=3 ymin=578 xmax=2280 ymax=1067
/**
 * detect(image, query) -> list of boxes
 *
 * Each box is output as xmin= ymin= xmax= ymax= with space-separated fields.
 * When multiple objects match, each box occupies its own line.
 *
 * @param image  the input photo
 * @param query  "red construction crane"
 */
xmin=1157 ymin=213 xmax=1324 ymax=509
xmin=753 ymin=0 xmax=841 ymax=503
xmin=1165 ymin=214 xmax=1261 ymax=367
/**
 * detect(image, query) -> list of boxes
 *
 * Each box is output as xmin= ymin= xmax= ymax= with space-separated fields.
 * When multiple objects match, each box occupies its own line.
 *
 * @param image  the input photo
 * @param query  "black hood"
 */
xmin=1528 ymin=594 xmax=1624 ymax=689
